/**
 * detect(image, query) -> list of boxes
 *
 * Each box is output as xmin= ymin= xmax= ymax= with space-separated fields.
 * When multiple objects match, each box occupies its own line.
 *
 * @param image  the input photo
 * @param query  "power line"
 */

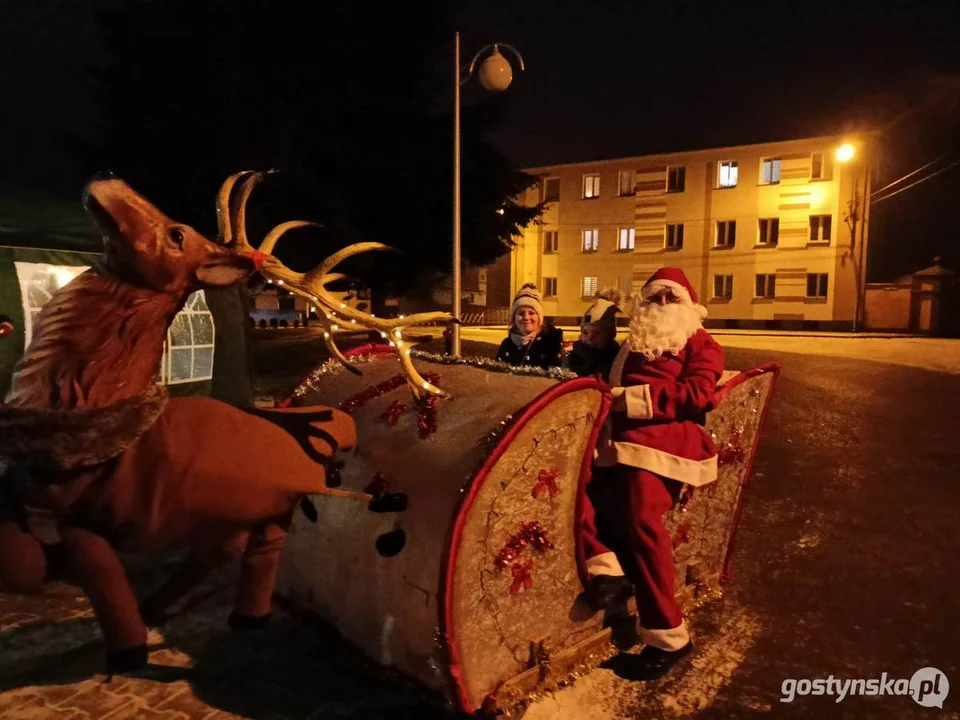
xmin=869 ymin=154 xmax=951 ymax=198
xmin=871 ymin=160 xmax=960 ymax=205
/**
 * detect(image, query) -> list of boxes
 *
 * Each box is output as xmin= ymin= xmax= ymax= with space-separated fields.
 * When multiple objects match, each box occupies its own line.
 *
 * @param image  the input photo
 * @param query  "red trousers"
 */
xmin=581 ymin=465 xmax=683 ymax=631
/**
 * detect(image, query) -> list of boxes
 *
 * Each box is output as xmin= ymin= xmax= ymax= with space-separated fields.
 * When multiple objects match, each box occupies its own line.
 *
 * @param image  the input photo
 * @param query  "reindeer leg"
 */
xmin=230 ymin=511 xmax=294 ymax=630
xmin=140 ymin=530 xmax=252 ymax=627
xmin=0 ymin=519 xmax=47 ymax=593
xmin=139 ymin=552 xmax=218 ymax=628
xmin=58 ymin=524 xmax=148 ymax=672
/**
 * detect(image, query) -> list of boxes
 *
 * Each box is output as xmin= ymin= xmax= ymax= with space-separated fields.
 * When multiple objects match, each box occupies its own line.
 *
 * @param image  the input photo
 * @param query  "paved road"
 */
xmin=525 ymin=346 xmax=960 ymax=719
xmin=2 ymin=342 xmax=959 ymax=718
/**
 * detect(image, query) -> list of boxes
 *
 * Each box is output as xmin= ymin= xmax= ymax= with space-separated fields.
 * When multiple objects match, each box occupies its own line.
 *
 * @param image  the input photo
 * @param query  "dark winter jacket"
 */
xmin=495 ymin=326 xmax=564 ymax=369
xmin=565 ymin=339 xmax=620 ymax=381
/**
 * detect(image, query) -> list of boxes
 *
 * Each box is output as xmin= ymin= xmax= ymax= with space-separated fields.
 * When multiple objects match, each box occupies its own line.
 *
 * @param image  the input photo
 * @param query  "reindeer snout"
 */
xmin=92 ymin=168 xmax=117 ymax=181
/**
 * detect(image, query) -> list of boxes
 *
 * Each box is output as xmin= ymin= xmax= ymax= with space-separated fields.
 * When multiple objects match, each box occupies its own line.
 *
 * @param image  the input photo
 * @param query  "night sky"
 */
xmin=2 ymin=0 xmax=959 ymax=279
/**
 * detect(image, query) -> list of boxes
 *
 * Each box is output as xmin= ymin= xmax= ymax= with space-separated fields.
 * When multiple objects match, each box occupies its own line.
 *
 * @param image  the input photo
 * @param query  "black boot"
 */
xmin=586 ymin=574 xmax=633 ymax=612
xmin=602 ymin=641 xmax=694 ymax=681
xmin=106 ymin=644 xmax=149 ymax=674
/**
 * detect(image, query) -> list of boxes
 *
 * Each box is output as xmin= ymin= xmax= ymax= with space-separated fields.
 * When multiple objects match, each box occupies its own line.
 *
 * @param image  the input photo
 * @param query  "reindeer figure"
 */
xmin=0 ymin=172 xmax=410 ymax=673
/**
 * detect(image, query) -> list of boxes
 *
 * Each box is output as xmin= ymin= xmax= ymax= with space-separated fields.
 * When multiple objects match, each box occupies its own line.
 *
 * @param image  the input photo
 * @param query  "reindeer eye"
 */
xmin=168 ymin=228 xmax=185 ymax=248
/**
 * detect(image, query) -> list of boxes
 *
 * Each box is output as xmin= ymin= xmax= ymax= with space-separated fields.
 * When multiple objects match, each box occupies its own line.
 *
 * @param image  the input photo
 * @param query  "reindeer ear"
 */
xmin=195 ymin=253 xmax=256 ymax=287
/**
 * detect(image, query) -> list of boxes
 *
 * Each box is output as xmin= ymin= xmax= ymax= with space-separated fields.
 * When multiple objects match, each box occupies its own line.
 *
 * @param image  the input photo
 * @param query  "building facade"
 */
xmin=511 ymin=134 xmax=875 ymax=329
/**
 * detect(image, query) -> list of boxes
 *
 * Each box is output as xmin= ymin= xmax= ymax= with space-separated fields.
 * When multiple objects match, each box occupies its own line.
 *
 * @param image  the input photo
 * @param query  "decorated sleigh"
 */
xmin=274 ymin=347 xmax=779 ymax=716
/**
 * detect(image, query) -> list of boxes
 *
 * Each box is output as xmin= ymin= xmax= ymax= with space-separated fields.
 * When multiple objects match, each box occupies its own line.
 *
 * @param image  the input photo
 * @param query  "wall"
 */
xmin=863 ymin=284 xmax=912 ymax=330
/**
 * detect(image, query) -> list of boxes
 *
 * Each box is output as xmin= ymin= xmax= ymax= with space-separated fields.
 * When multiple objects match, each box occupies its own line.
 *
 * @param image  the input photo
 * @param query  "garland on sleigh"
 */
xmin=409 ymin=349 xmax=577 ymax=381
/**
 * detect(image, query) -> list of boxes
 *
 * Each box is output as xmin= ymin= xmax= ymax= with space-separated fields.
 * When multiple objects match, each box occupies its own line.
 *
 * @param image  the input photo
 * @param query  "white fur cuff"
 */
xmin=623 ymin=384 xmax=653 ymax=420
xmin=585 ymin=552 xmax=625 ymax=577
xmin=640 ymin=622 xmax=690 ymax=651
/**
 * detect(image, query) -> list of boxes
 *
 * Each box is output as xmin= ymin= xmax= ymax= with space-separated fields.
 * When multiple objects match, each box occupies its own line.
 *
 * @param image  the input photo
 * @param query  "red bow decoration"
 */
xmin=510 ymin=560 xmax=535 ymax=594
xmin=718 ymin=427 xmax=746 ymax=466
xmin=248 ymin=249 xmax=269 ymax=271
xmin=672 ymin=522 xmax=693 ymax=550
xmin=380 ymin=399 xmax=408 ymax=426
xmin=532 ymin=467 xmax=560 ymax=499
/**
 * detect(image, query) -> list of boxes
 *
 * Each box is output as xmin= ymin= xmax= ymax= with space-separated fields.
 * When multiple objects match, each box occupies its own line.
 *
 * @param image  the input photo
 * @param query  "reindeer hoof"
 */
xmin=368 ymin=492 xmax=408 ymax=514
xmin=106 ymin=644 xmax=148 ymax=674
xmin=375 ymin=529 xmax=406 ymax=558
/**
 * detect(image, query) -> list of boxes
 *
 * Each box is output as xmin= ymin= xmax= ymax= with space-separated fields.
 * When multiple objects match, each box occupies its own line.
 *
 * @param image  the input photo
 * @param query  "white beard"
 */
xmin=627 ymin=302 xmax=703 ymax=360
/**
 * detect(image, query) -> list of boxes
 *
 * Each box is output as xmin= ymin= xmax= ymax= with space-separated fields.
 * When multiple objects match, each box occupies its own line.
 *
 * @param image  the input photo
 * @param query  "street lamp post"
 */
xmin=838 ymin=143 xmax=870 ymax=333
xmin=451 ymin=33 xmax=524 ymax=357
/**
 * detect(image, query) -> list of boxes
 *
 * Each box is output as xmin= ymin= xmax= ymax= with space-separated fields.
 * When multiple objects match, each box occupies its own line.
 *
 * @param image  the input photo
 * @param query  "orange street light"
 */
xmin=836 ymin=143 xmax=855 ymax=163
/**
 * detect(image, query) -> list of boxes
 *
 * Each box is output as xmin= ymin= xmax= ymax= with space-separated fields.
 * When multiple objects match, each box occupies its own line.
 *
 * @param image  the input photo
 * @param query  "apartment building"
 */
xmin=511 ymin=134 xmax=876 ymax=329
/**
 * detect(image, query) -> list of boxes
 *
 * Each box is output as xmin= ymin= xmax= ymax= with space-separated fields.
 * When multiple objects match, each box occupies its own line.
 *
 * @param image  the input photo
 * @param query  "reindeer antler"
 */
xmin=216 ymin=172 xmax=456 ymax=401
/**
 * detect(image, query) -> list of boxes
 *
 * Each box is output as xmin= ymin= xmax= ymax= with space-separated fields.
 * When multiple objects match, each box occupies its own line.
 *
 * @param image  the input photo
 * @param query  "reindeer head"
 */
xmin=83 ymin=175 xmax=257 ymax=294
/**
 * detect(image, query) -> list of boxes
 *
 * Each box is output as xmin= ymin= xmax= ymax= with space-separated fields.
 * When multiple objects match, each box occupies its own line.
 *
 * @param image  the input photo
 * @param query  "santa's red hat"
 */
xmin=641 ymin=267 xmax=708 ymax=318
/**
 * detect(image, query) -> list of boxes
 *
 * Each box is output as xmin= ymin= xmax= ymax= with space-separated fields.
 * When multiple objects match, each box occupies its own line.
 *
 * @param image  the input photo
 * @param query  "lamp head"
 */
xmin=478 ymin=46 xmax=513 ymax=92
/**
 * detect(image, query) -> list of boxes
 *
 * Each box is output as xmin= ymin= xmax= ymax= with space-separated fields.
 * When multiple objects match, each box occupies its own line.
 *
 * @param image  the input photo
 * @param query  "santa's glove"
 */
xmin=610 ymin=387 xmax=627 ymax=412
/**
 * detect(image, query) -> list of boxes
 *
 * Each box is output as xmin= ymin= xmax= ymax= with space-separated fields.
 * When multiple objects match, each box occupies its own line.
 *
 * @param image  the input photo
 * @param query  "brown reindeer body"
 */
xmin=0 ymin=175 xmax=363 ymax=671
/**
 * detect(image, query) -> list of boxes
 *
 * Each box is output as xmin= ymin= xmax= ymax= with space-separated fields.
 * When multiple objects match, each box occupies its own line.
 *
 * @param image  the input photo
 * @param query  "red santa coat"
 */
xmin=599 ymin=328 xmax=724 ymax=486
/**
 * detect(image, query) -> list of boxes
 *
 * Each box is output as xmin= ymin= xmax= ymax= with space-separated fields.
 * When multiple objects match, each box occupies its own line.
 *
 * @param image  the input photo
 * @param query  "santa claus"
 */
xmin=580 ymin=267 xmax=724 ymax=681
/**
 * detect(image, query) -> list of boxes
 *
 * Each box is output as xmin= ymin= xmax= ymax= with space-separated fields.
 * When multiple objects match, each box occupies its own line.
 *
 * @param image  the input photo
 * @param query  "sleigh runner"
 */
xmin=274 ymin=348 xmax=779 ymax=715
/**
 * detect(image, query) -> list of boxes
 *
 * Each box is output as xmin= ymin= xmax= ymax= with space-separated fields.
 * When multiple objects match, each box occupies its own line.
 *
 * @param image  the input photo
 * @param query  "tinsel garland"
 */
xmin=288 ymin=348 xmax=573 ymax=404
xmin=409 ymin=350 xmax=576 ymax=381
xmin=416 ymin=392 xmax=440 ymax=439
xmin=380 ymin=399 xmax=408 ymax=426
xmin=341 ymin=374 xmax=408 ymax=414
xmin=494 ymin=520 xmax=555 ymax=573
xmin=289 ymin=354 xmax=375 ymax=400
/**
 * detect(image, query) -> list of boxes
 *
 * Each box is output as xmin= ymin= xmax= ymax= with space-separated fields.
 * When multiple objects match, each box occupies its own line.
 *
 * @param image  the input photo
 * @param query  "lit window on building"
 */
xmin=718 ymin=161 xmax=738 ymax=188
xmin=583 ymin=173 xmax=601 ymax=199
xmin=761 ymin=158 xmax=781 ymax=184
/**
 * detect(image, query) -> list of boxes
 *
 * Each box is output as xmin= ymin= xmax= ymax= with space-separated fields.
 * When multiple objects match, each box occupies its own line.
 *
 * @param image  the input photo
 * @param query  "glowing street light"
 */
xmin=836 ymin=143 xmax=855 ymax=163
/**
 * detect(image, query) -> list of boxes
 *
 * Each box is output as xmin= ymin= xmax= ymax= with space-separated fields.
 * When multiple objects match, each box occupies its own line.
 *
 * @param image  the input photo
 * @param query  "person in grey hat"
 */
xmin=565 ymin=291 xmax=622 ymax=381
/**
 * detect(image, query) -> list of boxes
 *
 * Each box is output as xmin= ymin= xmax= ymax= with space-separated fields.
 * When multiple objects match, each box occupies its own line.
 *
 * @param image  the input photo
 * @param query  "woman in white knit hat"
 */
xmin=495 ymin=284 xmax=563 ymax=369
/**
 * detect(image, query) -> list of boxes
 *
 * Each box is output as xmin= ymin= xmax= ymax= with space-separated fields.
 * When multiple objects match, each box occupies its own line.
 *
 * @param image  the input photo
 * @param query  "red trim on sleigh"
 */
xmin=439 ymin=376 xmax=609 ymax=713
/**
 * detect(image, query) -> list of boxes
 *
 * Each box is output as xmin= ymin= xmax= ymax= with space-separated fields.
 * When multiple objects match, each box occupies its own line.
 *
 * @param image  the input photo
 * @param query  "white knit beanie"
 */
xmin=510 ymin=283 xmax=544 ymax=322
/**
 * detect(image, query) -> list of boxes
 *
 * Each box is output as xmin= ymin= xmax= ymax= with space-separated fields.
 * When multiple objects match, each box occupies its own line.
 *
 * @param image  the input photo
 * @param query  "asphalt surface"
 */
xmin=2 ymin=335 xmax=958 ymax=719
xmin=660 ymin=346 xmax=960 ymax=718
